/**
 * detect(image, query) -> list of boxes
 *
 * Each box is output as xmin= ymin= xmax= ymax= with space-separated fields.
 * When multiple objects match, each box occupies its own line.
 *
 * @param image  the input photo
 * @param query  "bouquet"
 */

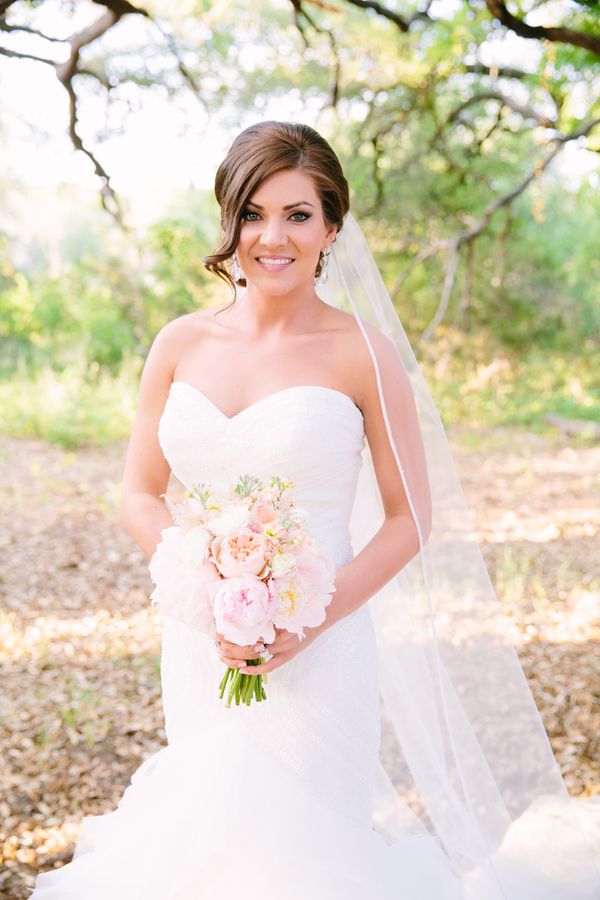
xmin=148 ymin=474 xmax=336 ymax=707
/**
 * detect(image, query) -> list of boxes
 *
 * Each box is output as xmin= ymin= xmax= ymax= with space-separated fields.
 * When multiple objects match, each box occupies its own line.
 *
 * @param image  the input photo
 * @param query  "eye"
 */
xmin=290 ymin=211 xmax=311 ymax=222
xmin=241 ymin=210 xmax=260 ymax=221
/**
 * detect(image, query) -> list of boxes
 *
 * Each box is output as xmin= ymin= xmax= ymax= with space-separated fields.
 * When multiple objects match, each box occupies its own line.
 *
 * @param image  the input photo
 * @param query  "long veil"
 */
xmin=317 ymin=212 xmax=600 ymax=899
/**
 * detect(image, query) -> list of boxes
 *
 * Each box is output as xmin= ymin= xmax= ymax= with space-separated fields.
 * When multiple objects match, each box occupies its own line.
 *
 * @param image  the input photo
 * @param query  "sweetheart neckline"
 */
xmin=170 ymin=380 xmax=364 ymax=423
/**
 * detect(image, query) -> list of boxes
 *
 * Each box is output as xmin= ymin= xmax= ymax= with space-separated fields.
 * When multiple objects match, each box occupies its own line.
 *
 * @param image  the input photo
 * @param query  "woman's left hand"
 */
xmin=216 ymin=625 xmax=320 ymax=675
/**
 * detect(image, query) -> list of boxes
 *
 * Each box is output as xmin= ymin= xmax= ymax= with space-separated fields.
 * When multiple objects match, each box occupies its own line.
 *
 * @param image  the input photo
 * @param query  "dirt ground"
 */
xmin=0 ymin=428 xmax=598 ymax=898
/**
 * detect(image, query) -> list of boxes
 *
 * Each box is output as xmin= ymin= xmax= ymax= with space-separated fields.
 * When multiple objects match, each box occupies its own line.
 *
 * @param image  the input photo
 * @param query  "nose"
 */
xmin=260 ymin=216 xmax=287 ymax=248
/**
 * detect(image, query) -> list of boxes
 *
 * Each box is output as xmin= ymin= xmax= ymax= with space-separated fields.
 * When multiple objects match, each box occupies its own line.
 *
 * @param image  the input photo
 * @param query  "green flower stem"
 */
xmin=218 ymin=667 xmax=233 ymax=699
xmin=226 ymin=668 xmax=240 ymax=707
xmin=219 ymin=658 xmax=269 ymax=707
xmin=240 ymin=672 xmax=249 ymax=704
xmin=246 ymin=670 xmax=257 ymax=703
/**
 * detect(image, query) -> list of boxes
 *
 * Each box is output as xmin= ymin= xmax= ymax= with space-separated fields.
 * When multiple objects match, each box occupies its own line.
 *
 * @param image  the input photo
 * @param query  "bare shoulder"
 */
xmin=149 ymin=307 xmax=222 ymax=368
xmin=324 ymin=306 xmax=400 ymax=411
xmin=155 ymin=308 xmax=212 ymax=345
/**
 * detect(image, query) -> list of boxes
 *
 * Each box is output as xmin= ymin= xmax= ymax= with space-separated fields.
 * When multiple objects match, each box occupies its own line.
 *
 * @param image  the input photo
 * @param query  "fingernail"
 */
xmin=253 ymin=644 xmax=264 ymax=652
xmin=237 ymin=661 xmax=246 ymax=668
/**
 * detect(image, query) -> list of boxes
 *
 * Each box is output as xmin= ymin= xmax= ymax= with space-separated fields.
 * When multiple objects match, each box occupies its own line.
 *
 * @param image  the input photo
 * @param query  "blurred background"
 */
xmin=0 ymin=1 xmax=598 ymax=897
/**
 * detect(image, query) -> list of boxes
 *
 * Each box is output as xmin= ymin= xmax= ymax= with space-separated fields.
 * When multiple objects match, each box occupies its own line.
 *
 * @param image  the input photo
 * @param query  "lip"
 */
xmin=255 ymin=255 xmax=295 ymax=271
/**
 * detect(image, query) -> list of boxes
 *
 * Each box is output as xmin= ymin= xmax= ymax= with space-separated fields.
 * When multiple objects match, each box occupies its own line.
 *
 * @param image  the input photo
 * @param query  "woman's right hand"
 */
xmin=215 ymin=633 xmax=270 ymax=668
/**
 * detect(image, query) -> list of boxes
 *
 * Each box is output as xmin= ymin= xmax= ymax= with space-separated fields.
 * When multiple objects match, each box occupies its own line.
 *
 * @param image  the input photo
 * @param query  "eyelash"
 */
xmin=241 ymin=211 xmax=311 ymax=223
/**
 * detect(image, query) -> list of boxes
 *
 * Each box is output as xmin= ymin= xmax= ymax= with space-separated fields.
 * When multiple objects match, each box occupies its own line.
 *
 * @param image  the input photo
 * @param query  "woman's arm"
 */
xmin=314 ymin=323 xmax=433 ymax=633
xmin=238 ymin=324 xmax=433 ymax=674
xmin=120 ymin=321 xmax=183 ymax=561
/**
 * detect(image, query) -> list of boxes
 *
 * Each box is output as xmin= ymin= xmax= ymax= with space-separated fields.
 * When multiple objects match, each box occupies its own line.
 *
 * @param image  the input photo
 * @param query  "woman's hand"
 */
xmin=216 ymin=625 xmax=320 ymax=675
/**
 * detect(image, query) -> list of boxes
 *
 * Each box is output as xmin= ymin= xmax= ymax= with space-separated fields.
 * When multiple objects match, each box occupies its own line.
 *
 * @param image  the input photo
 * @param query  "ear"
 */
xmin=323 ymin=223 xmax=338 ymax=250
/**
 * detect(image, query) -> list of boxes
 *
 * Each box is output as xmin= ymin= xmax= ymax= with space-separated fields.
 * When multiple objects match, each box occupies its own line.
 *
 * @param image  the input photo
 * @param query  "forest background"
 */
xmin=1 ymin=0 xmax=599 ymax=443
xmin=0 ymin=1 xmax=599 ymax=897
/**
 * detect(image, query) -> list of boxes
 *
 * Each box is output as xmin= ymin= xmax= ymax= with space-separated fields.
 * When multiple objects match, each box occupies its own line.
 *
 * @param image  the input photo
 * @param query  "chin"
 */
xmin=249 ymin=275 xmax=308 ymax=296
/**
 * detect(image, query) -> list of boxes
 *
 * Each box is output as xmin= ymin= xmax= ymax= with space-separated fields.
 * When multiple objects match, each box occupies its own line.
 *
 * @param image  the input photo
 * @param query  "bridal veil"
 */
xmin=317 ymin=211 xmax=600 ymax=899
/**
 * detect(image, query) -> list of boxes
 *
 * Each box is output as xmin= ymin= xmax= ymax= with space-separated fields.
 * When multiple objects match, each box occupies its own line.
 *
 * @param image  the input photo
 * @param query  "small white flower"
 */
xmin=269 ymin=551 xmax=297 ymax=576
xmin=209 ymin=500 xmax=251 ymax=537
xmin=178 ymin=527 xmax=211 ymax=566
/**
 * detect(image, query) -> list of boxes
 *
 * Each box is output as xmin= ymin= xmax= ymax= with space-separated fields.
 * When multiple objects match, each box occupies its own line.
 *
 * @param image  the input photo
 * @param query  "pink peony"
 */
xmin=210 ymin=527 xmax=269 ymax=579
xmin=212 ymin=575 xmax=276 ymax=645
xmin=269 ymin=541 xmax=336 ymax=639
xmin=149 ymin=526 xmax=221 ymax=636
xmin=253 ymin=503 xmax=278 ymax=525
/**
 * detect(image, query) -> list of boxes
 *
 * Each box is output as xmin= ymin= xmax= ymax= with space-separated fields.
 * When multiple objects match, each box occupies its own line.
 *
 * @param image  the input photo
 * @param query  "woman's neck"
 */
xmin=222 ymin=283 xmax=325 ymax=337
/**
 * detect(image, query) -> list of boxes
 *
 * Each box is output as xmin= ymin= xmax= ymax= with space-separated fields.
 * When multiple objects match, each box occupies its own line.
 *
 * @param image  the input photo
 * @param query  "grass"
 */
xmin=0 ymin=357 xmax=140 ymax=450
xmin=420 ymin=331 xmax=599 ymax=435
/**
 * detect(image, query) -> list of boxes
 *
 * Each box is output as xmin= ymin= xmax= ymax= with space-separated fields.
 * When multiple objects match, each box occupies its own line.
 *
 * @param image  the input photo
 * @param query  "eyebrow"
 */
xmin=245 ymin=200 xmax=315 ymax=210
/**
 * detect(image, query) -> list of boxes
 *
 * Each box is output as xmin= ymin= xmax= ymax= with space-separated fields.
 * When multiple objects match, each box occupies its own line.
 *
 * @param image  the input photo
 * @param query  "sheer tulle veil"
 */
xmin=316 ymin=211 xmax=600 ymax=898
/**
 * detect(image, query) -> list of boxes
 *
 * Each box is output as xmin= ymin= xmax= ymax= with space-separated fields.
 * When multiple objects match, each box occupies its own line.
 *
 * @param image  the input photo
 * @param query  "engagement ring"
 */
xmin=259 ymin=646 xmax=273 ymax=661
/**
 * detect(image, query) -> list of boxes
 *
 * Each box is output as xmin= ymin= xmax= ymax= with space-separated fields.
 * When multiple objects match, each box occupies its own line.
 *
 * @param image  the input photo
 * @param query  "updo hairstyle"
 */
xmin=203 ymin=120 xmax=350 ymax=297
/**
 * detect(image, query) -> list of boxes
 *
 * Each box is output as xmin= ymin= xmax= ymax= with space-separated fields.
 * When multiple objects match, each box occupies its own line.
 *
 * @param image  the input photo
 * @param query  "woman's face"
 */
xmin=234 ymin=168 xmax=338 ymax=296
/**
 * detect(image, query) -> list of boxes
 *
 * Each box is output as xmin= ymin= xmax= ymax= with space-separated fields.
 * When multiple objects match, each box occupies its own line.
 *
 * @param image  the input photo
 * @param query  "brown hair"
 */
xmin=203 ymin=121 xmax=350 ymax=302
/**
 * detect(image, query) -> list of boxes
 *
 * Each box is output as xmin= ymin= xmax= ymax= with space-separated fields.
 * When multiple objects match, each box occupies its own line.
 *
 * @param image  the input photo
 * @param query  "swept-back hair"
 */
xmin=203 ymin=120 xmax=350 ymax=294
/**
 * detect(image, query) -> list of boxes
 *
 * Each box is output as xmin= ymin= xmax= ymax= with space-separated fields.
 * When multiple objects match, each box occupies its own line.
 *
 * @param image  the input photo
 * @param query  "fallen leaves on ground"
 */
xmin=0 ymin=428 xmax=598 ymax=898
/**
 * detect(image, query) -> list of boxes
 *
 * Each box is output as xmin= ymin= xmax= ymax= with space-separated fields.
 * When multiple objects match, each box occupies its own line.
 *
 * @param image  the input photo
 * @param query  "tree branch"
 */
xmin=91 ymin=0 xmax=150 ymax=16
xmin=422 ymin=237 xmax=460 ymax=341
xmin=485 ymin=0 xmax=600 ymax=57
xmin=459 ymin=116 xmax=600 ymax=244
xmin=365 ymin=132 xmax=385 ymax=213
xmin=49 ymin=8 xmax=127 ymax=224
xmin=55 ymin=9 xmax=120 ymax=85
xmin=0 ymin=46 xmax=55 ymax=65
xmin=463 ymin=62 xmax=530 ymax=80
xmin=151 ymin=17 xmax=206 ymax=104
xmin=335 ymin=0 xmax=433 ymax=32
xmin=440 ymin=90 xmax=557 ymax=135
xmin=62 ymin=75 xmax=125 ymax=225
xmin=0 ymin=22 xmax=66 ymax=42
xmin=397 ymin=117 xmax=600 ymax=338
xmin=1 ymin=0 xmax=211 ymax=225
xmin=289 ymin=0 xmax=341 ymax=108
xmin=339 ymin=0 xmax=411 ymax=31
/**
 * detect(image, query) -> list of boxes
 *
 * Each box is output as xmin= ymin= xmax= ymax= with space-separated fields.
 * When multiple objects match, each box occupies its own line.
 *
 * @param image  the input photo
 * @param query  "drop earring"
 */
xmin=316 ymin=246 xmax=332 ymax=284
xmin=231 ymin=255 xmax=245 ymax=282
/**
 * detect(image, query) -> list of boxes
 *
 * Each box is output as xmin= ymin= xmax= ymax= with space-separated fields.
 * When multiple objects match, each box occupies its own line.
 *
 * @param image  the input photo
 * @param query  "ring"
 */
xmin=259 ymin=646 xmax=273 ymax=661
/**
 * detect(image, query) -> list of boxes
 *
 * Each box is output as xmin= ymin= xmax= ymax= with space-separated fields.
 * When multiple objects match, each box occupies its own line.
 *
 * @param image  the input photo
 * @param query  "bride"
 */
xmin=29 ymin=121 xmax=599 ymax=899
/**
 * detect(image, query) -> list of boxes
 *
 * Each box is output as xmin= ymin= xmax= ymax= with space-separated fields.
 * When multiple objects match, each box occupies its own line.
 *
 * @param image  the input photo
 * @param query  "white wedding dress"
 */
xmin=29 ymin=380 xmax=587 ymax=899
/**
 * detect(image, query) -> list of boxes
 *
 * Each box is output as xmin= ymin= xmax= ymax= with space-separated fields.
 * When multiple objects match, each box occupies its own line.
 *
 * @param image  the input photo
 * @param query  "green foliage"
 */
xmin=424 ymin=330 xmax=600 ymax=431
xmin=143 ymin=208 xmax=216 ymax=337
xmin=0 ymin=355 xmax=140 ymax=449
xmin=1 ymin=0 xmax=598 ymax=446
xmin=1 ymin=170 xmax=598 ymax=446
xmin=0 ymin=186 xmax=221 ymax=379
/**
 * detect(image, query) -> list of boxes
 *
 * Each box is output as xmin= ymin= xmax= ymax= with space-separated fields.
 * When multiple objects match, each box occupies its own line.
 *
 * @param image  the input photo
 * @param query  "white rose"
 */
xmin=209 ymin=501 xmax=251 ymax=537
xmin=269 ymin=550 xmax=296 ymax=576
xmin=178 ymin=527 xmax=212 ymax=566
